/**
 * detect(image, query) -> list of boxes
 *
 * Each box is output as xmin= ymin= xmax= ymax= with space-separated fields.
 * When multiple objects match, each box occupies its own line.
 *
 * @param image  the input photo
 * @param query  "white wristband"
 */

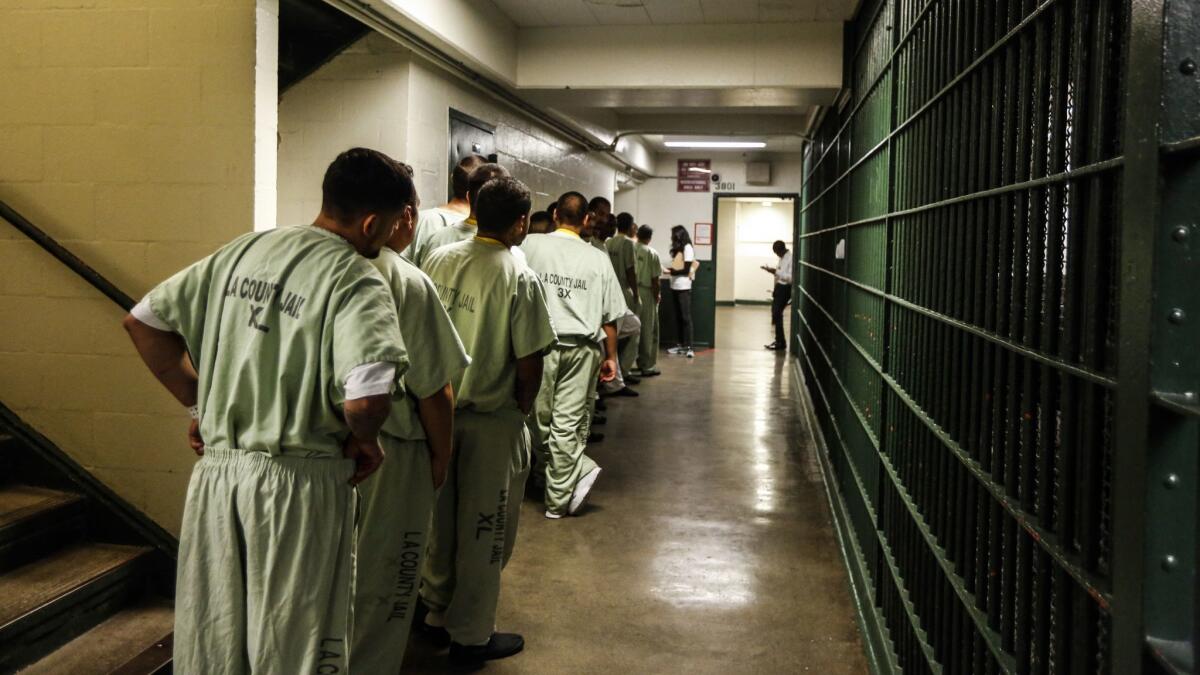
xmin=187 ymin=405 xmax=200 ymax=420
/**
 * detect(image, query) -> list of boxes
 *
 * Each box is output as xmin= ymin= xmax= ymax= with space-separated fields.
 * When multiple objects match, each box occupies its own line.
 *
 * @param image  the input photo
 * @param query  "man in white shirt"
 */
xmin=762 ymin=240 xmax=793 ymax=351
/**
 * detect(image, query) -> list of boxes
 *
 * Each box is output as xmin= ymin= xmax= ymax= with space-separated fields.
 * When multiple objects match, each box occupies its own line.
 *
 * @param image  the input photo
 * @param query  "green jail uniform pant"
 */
xmin=420 ymin=408 xmax=529 ymax=645
xmin=534 ymin=342 xmax=602 ymax=514
xmin=636 ymin=285 xmax=661 ymax=373
xmin=351 ymin=437 xmax=434 ymax=674
xmin=174 ymin=449 xmax=356 ymax=675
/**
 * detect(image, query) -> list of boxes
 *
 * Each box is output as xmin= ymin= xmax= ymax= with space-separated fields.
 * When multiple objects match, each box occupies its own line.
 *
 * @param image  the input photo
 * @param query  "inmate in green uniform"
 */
xmin=635 ymin=241 xmax=663 ymax=374
xmin=415 ymin=216 xmax=476 ymax=267
xmin=606 ymin=232 xmax=641 ymax=376
xmin=419 ymin=237 xmax=556 ymax=645
xmin=353 ymin=248 xmax=470 ymax=673
xmin=521 ymin=230 xmax=627 ymax=514
xmin=145 ymin=225 xmax=408 ymax=675
xmin=404 ymin=206 xmax=465 ymax=267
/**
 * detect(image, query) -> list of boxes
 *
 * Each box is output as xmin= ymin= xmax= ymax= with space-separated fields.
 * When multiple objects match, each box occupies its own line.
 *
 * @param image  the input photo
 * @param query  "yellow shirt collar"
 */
xmin=474 ymin=235 xmax=506 ymax=247
xmin=554 ymin=227 xmax=582 ymax=239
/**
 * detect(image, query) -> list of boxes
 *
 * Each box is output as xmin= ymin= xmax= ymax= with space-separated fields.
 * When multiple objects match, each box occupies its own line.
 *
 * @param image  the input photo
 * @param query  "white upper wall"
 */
xmin=278 ymin=34 xmax=618 ymax=227
xmin=366 ymin=0 xmax=519 ymax=82
xmin=517 ymin=22 xmax=842 ymax=89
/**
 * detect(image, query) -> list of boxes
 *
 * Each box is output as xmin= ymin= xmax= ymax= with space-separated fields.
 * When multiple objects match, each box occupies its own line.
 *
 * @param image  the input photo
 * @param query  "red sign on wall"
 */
xmin=677 ymin=159 xmax=711 ymax=192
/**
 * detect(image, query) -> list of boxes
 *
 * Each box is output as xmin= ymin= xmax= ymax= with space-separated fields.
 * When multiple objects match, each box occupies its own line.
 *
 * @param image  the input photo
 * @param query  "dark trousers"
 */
xmin=671 ymin=288 xmax=693 ymax=348
xmin=771 ymin=284 xmax=792 ymax=346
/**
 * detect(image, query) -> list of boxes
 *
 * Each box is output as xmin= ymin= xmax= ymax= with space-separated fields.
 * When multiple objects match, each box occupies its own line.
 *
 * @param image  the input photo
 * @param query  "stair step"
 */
xmin=0 ymin=543 xmax=153 ymax=672
xmin=17 ymin=598 xmax=172 ymax=675
xmin=0 ymin=485 xmax=87 ymax=571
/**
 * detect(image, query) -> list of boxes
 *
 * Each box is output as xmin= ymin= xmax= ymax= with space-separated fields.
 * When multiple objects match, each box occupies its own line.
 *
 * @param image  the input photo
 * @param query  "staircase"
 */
xmin=0 ymin=419 xmax=176 ymax=675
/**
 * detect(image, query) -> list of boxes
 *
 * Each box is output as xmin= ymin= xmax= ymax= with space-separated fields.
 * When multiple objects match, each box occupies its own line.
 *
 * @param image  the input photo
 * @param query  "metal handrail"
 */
xmin=0 ymin=199 xmax=135 ymax=310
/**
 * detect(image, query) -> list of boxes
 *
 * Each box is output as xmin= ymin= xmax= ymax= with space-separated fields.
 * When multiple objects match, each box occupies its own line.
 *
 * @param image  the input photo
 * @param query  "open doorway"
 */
xmin=712 ymin=193 xmax=798 ymax=349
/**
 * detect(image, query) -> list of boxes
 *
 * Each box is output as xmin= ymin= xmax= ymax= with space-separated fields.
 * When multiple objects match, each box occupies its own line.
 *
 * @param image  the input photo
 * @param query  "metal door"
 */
xmin=448 ymin=109 xmax=496 ymax=202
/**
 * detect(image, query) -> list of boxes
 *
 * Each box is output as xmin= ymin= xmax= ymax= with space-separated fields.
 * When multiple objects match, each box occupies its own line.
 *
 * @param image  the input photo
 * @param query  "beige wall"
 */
xmin=0 ymin=1 xmax=265 ymax=534
xmin=278 ymin=33 xmax=617 ymax=223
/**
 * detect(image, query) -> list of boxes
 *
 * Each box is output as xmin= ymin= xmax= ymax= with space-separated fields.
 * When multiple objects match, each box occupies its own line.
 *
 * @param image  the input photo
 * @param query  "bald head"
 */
xmin=555 ymin=191 xmax=588 ymax=227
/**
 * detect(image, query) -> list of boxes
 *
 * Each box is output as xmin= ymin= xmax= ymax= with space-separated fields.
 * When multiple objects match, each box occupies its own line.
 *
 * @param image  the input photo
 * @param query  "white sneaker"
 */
xmin=666 ymin=346 xmax=685 ymax=355
xmin=686 ymin=349 xmax=695 ymax=358
xmin=568 ymin=467 xmax=601 ymax=515
xmin=544 ymin=509 xmax=564 ymax=519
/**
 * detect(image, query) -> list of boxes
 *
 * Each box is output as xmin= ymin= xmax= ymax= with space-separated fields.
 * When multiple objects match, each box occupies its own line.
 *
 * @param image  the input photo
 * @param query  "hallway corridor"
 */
xmin=405 ymin=307 xmax=867 ymax=674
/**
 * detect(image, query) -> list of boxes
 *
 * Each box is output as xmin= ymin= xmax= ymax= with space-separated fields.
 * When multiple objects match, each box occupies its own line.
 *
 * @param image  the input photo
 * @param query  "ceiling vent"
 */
xmin=746 ymin=162 xmax=772 ymax=186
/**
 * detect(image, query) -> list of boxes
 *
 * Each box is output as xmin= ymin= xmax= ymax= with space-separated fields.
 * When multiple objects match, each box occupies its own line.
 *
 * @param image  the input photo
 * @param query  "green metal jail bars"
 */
xmin=793 ymin=0 xmax=1199 ymax=673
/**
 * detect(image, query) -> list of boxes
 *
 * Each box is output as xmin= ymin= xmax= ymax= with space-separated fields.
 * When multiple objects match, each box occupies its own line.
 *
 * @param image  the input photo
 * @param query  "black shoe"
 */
xmin=639 ymin=369 xmax=662 ymax=377
xmin=412 ymin=601 xmax=451 ymax=647
xmin=764 ymin=342 xmax=785 ymax=351
xmin=614 ymin=387 xmax=639 ymax=397
xmin=449 ymin=633 xmax=525 ymax=663
xmin=625 ymin=375 xmax=642 ymax=385
xmin=592 ymin=415 xmax=607 ymax=425
xmin=588 ymin=431 xmax=605 ymax=443
xmin=595 ymin=399 xmax=607 ymax=411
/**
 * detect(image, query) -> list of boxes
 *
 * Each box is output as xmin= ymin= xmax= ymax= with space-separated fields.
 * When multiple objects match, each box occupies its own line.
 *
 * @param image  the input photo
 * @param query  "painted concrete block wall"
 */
xmin=614 ymin=152 xmax=803 ymax=302
xmin=278 ymin=34 xmax=617 ymax=226
xmin=0 ymin=1 xmax=262 ymax=534
xmin=277 ymin=34 xmax=413 ymax=226
xmin=405 ymin=58 xmax=615 ymax=208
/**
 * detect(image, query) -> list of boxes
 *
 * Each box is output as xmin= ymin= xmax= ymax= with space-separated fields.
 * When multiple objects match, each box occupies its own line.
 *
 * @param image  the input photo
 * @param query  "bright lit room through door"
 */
xmin=713 ymin=194 xmax=799 ymax=350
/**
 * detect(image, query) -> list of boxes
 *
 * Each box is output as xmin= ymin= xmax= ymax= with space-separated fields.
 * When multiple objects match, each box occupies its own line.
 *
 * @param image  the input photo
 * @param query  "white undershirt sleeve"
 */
xmin=344 ymin=362 xmax=397 ymax=399
xmin=130 ymin=296 xmax=172 ymax=331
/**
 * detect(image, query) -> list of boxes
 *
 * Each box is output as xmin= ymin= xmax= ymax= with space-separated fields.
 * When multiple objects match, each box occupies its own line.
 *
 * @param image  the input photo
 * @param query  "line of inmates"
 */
xmin=121 ymin=147 xmax=678 ymax=674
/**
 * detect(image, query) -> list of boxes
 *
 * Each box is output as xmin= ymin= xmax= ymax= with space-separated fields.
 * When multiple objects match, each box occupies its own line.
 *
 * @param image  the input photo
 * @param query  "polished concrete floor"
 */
xmin=405 ymin=306 xmax=867 ymax=674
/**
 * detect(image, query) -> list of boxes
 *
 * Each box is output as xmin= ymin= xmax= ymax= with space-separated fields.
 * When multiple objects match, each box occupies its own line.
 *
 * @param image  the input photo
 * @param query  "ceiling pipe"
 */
xmin=330 ymin=0 xmax=654 ymax=178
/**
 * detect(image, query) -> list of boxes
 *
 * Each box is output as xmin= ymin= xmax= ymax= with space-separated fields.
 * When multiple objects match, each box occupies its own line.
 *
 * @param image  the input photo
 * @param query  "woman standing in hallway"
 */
xmin=666 ymin=225 xmax=698 ymax=358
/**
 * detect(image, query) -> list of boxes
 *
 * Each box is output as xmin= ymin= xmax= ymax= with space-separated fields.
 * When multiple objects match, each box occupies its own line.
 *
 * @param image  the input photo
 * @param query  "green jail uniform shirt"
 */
xmin=520 ymin=230 xmax=628 ymax=345
xmin=588 ymin=237 xmax=606 ymax=253
xmin=421 ymin=237 xmax=557 ymax=413
xmin=417 ymin=217 xmax=476 ymax=267
xmin=372 ymin=248 xmax=471 ymax=441
xmin=404 ymin=207 xmax=465 ymax=267
xmin=635 ymin=242 xmax=663 ymax=289
xmin=605 ymin=233 xmax=638 ymax=296
xmin=146 ymin=225 xmax=409 ymax=458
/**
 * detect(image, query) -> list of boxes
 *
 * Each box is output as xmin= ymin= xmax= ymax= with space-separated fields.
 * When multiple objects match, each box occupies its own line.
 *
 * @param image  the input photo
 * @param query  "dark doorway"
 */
xmin=448 ymin=110 xmax=496 ymax=202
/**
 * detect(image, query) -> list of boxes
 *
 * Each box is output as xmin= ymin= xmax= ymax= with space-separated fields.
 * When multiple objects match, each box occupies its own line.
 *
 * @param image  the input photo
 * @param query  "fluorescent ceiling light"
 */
xmin=687 ymin=167 xmax=712 ymax=174
xmin=762 ymin=201 xmax=773 ymax=207
xmin=664 ymin=141 xmax=766 ymax=149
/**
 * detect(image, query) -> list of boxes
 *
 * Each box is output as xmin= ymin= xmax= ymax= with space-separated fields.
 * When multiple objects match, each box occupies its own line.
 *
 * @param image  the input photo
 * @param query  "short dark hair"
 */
xmin=588 ymin=196 xmax=611 ymax=214
xmin=556 ymin=191 xmax=588 ymax=226
xmin=452 ymin=154 xmax=487 ymax=200
xmin=321 ymin=147 xmax=415 ymax=222
xmin=637 ymin=224 xmax=653 ymax=241
xmin=546 ymin=202 xmax=558 ymax=216
xmin=531 ymin=211 xmax=552 ymax=225
xmin=595 ymin=213 xmax=617 ymax=239
xmin=475 ymin=177 xmax=531 ymax=234
xmin=616 ymin=212 xmax=635 ymax=234
xmin=773 ymin=240 xmax=787 ymax=252
xmin=467 ymin=163 xmax=509 ymax=210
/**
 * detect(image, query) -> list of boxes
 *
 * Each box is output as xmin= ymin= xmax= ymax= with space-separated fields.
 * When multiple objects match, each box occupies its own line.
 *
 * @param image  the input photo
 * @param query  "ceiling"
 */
xmin=489 ymin=0 xmax=861 ymax=26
